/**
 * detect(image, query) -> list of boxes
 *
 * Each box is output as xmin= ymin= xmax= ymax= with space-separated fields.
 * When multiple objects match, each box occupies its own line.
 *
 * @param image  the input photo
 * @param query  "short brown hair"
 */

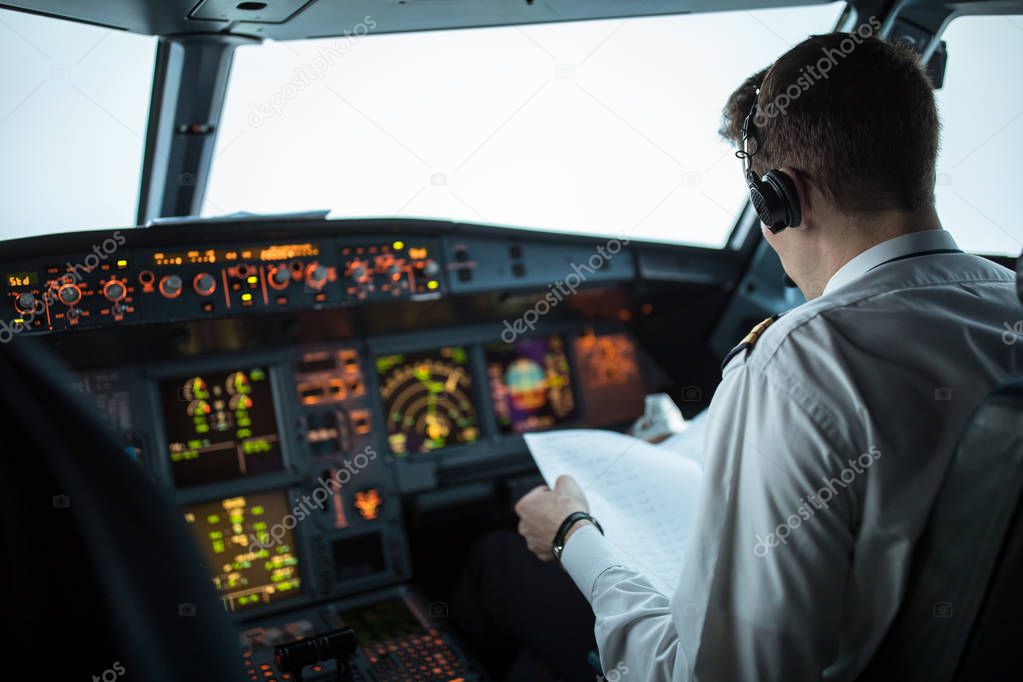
xmin=720 ymin=32 xmax=939 ymax=214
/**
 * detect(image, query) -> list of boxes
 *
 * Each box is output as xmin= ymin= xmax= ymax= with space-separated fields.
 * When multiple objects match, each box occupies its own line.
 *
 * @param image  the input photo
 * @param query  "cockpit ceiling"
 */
xmin=0 ymin=0 xmax=834 ymax=41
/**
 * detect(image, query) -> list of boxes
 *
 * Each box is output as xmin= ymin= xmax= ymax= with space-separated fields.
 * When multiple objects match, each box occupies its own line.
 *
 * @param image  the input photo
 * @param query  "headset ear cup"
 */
xmin=763 ymin=170 xmax=802 ymax=230
xmin=746 ymin=170 xmax=776 ymax=228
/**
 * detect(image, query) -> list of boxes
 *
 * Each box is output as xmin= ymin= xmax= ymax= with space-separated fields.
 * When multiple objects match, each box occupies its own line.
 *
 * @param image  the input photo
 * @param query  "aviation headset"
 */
xmin=737 ymin=89 xmax=802 ymax=233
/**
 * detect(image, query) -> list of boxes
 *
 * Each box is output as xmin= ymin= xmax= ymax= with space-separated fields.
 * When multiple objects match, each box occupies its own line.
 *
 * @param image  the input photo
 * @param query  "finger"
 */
xmin=554 ymin=475 xmax=581 ymax=496
xmin=514 ymin=485 xmax=550 ymax=514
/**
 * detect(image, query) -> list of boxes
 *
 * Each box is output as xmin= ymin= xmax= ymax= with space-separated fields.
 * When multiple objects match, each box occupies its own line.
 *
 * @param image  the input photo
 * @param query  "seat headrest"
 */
xmin=1016 ymin=248 xmax=1023 ymax=304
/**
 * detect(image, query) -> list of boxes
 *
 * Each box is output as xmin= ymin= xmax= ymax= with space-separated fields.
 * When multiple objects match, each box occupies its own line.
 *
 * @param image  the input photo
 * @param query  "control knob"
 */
xmin=15 ymin=292 xmax=38 ymax=313
xmin=270 ymin=266 xmax=291 ymax=288
xmin=306 ymin=264 xmax=328 ymax=290
xmin=193 ymin=272 xmax=216 ymax=297
xmin=159 ymin=274 xmax=183 ymax=298
xmin=103 ymin=280 xmax=126 ymax=302
xmin=58 ymin=283 xmax=82 ymax=305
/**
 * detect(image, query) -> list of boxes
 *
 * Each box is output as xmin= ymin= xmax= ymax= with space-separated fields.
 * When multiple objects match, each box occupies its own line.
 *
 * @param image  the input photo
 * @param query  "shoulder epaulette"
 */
xmin=721 ymin=313 xmax=783 ymax=371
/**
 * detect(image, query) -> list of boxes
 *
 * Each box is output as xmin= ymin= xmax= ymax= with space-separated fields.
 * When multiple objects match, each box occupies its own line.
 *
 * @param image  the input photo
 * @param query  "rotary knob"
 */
xmin=270 ymin=267 xmax=291 ymax=288
xmin=103 ymin=280 xmax=126 ymax=302
xmin=16 ymin=292 xmax=37 ymax=313
xmin=58 ymin=283 xmax=82 ymax=305
xmin=159 ymin=274 xmax=183 ymax=298
xmin=306 ymin=264 xmax=328 ymax=290
xmin=193 ymin=272 xmax=216 ymax=296
xmin=423 ymin=260 xmax=440 ymax=277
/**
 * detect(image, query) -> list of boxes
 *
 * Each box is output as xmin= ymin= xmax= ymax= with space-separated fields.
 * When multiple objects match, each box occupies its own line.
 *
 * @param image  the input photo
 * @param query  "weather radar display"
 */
xmin=376 ymin=346 xmax=480 ymax=454
xmin=486 ymin=334 xmax=576 ymax=433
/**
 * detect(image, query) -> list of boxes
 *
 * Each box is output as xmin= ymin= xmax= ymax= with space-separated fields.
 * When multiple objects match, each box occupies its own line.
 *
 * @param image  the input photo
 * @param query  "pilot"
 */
xmin=454 ymin=33 xmax=1022 ymax=681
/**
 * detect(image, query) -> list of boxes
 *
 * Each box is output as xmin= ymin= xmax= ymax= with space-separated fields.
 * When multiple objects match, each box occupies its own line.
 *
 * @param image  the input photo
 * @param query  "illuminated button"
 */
xmin=15 ymin=292 xmax=37 ymax=312
xmin=354 ymin=488 xmax=382 ymax=520
xmin=58 ymin=283 xmax=81 ymax=305
xmin=103 ymin=280 xmax=126 ymax=302
xmin=159 ymin=274 xmax=183 ymax=298
xmin=194 ymin=272 xmax=217 ymax=296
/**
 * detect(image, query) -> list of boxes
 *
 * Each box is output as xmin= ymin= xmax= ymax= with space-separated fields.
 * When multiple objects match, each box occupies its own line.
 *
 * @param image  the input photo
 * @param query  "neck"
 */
xmin=795 ymin=205 xmax=942 ymax=299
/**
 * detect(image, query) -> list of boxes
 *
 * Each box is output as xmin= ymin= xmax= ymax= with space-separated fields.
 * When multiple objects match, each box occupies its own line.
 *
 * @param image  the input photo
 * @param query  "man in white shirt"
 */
xmin=512 ymin=33 xmax=1021 ymax=680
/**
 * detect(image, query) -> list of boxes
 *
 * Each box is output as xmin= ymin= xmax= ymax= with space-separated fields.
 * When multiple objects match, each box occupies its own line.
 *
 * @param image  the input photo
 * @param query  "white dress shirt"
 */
xmin=561 ymin=229 xmax=1022 ymax=681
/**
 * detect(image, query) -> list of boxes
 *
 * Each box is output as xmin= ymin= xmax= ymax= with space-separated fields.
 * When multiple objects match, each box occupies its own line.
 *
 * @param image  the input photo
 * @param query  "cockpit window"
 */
xmin=933 ymin=14 xmax=1023 ymax=257
xmin=0 ymin=9 xmax=156 ymax=241
xmin=204 ymin=3 xmax=843 ymax=248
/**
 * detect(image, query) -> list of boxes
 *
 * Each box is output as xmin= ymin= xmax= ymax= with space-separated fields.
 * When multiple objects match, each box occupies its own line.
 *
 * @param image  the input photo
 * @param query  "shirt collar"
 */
xmin=822 ymin=229 xmax=960 ymax=296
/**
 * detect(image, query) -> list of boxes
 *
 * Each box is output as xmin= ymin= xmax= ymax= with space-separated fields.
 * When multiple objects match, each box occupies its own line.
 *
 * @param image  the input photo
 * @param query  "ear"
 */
xmin=778 ymin=166 xmax=810 ymax=229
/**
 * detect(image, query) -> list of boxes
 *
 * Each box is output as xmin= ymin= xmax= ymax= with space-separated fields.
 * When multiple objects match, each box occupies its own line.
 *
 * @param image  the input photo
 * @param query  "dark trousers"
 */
xmin=451 ymin=530 xmax=598 ymax=682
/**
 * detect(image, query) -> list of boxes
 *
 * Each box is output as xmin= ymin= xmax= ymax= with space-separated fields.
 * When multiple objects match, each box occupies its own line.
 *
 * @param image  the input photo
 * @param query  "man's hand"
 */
xmin=514 ymin=475 xmax=589 ymax=561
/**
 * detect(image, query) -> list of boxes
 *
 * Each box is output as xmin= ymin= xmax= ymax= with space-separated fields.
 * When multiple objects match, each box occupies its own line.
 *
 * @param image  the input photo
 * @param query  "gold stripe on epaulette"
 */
xmin=740 ymin=315 xmax=778 ymax=348
xmin=721 ymin=314 xmax=782 ymax=372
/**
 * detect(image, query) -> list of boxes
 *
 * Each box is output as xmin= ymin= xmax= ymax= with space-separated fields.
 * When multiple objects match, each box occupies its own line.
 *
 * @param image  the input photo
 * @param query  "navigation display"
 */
xmin=486 ymin=335 xmax=576 ymax=433
xmin=159 ymin=366 xmax=284 ymax=488
xmin=376 ymin=346 xmax=480 ymax=455
xmin=183 ymin=490 xmax=302 ymax=612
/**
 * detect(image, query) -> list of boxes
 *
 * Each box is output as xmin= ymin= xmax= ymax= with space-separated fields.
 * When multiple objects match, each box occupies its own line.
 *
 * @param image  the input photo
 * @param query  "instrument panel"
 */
xmin=9 ymin=222 xmax=651 ymax=647
xmin=7 ymin=220 xmax=713 ymax=679
xmin=71 ymin=324 xmax=647 ymax=621
xmin=1 ymin=235 xmax=446 ymax=336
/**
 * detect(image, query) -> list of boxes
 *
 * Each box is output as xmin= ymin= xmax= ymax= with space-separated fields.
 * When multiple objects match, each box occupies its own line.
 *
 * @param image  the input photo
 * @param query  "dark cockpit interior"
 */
xmin=1 ymin=1 xmax=1021 ymax=680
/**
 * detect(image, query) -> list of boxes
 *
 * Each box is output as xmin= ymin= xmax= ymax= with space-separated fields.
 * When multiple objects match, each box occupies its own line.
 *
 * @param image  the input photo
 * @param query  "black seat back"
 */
xmin=0 ymin=338 xmax=245 ymax=681
xmin=858 ymin=386 xmax=1023 ymax=679
xmin=860 ymin=251 xmax=1023 ymax=679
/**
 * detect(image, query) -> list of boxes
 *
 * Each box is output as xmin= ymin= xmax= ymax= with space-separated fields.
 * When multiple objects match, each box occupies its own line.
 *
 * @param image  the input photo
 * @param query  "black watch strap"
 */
xmin=552 ymin=511 xmax=603 ymax=561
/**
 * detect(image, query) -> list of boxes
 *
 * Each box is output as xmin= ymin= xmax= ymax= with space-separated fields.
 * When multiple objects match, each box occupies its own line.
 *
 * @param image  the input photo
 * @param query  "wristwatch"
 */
xmin=552 ymin=511 xmax=604 ymax=561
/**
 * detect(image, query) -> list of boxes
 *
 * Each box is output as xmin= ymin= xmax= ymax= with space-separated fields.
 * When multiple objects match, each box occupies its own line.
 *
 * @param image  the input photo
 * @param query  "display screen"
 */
xmin=486 ymin=334 xmax=577 ymax=433
xmin=160 ymin=367 xmax=284 ymax=488
xmin=338 ymin=599 xmax=425 ymax=646
xmin=183 ymin=490 xmax=302 ymax=612
xmin=572 ymin=332 xmax=645 ymax=426
xmin=376 ymin=346 xmax=480 ymax=454
xmin=151 ymin=242 xmax=319 ymax=266
xmin=6 ymin=271 xmax=38 ymax=287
